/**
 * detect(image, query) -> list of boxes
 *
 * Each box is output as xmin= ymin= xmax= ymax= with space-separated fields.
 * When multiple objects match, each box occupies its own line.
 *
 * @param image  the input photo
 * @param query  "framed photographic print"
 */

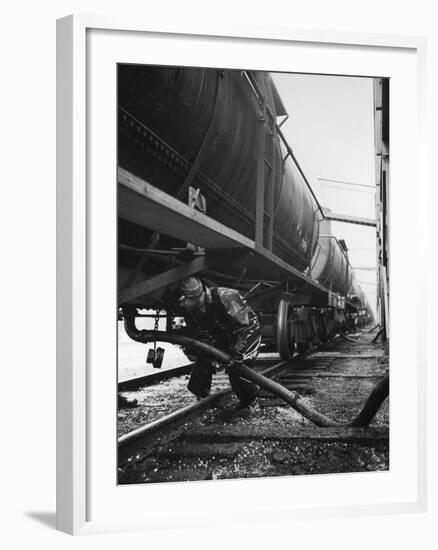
xmin=57 ymin=15 xmax=427 ymax=535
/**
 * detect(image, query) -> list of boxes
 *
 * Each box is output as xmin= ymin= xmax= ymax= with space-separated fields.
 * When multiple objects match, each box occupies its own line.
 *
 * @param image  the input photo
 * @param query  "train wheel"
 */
xmin=276 ymin=299 xmax=295 ymax=360
xmin=296 ymin=342 xmax=309 ymax=353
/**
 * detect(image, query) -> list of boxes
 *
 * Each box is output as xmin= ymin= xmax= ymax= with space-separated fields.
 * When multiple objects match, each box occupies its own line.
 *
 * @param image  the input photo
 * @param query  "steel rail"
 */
xmin=118 ymin=388 xmax=230 ymax=449
xmin=118 ymin=354 xmax=285 ymax=392
xmin=118 ymin=328 xmax=386 ymax=456
xmin=118 ymin=359 xmax=289 ymax=449
xmin=118 ymin=363 xmax=194 ymax=392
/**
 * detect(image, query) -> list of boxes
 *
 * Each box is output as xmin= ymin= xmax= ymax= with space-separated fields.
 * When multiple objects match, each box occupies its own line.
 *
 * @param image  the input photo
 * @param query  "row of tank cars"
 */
xmin=117 ymin=65 xmax=374 ymax=362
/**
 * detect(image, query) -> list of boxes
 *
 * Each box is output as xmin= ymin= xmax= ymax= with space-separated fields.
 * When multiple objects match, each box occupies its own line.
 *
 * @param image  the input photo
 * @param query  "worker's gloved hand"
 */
xmin=229 ymin=354 xmax=245 ymax=368
xmin=197 ymin=330 xmax=216 ymax=344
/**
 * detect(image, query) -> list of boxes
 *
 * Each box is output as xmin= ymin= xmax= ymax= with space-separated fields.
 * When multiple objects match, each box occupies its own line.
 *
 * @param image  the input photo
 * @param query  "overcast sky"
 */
xmin=272 ymin=72 xmax=378 ymax=313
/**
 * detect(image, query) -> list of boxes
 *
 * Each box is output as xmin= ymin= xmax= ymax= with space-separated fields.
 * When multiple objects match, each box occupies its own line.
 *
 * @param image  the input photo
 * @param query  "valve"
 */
xmin=146 ymin=348 xmax=155 ymax=364
xmin=153 ymin=347 xmax=165 ymax=369
xmin=146 ymin=347 xmax=165 ymax=368
xmin=145 ymin=310 xmax=165 ymax=367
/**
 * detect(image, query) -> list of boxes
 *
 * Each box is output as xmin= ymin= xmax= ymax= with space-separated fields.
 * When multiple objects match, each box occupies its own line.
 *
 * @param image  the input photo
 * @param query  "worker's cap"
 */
xmin=177 ymin=277 xmax=203 ymax=300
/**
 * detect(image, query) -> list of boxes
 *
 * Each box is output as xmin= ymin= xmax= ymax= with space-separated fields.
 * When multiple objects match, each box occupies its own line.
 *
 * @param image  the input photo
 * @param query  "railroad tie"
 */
xmin=182 ymin=425 xmax=389 ymax=444
xmin=158 ymin=442 xmax=242 ymax=459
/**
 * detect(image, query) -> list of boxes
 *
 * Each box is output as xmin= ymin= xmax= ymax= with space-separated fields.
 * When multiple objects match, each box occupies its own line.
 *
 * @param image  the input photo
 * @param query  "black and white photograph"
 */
xmin=116 ymin=64 xmax=389 ymax=484
xmin=2 ymin=0 xmax=435 ymax=542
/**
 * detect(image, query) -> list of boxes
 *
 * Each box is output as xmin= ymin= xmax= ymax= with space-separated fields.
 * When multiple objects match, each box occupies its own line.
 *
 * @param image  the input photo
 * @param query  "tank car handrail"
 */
xmin=318 ymin=234 xmax=353 ymax=267
xmin=242 ymin=70 xmax=325 ymax=219
xmin=276 ymin=124 xmax=325 ymax=218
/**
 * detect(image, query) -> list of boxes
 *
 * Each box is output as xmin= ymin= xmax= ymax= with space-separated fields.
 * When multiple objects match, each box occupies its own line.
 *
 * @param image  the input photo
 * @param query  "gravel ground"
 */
xmin=118 ymin=331 xmax=389 ymax=484
xmin=118 ymin=372 xmax=231 ymax=436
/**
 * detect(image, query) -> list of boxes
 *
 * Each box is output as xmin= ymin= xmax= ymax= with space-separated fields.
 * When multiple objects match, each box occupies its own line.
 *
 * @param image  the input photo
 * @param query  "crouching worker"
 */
xmin=177 ymin=277 xmax=261 ymax=409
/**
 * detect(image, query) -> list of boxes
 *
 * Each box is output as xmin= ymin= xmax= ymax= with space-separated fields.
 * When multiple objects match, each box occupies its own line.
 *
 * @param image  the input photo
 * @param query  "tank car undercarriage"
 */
xmin=117 ymin=66 xmax=371 ymax=366
xmin=118 ymin=180 xmax=362 ymax=365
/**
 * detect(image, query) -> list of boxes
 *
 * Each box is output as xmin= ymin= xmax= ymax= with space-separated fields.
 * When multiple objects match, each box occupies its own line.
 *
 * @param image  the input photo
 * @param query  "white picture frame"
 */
xmin=56 ymin=15 xmax=428 ymax=535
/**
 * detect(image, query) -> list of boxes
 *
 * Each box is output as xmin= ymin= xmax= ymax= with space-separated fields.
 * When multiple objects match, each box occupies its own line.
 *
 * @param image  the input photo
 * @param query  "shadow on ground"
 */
xmin=25 ymin=511 xmax=56 ymax=530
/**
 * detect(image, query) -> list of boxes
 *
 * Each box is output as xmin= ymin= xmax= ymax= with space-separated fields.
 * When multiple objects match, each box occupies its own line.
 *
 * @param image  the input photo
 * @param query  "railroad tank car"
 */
xmin=311 ymin=213 xmax=354 ymax=297
xmin=311 ymin=235 xmax=352 ymax=295
xmin=118 ymin=65 xmax=372 ymax=360
xmin=118 ymin=66 xmax=319 ymax=273
xmin=350 ymin=279 xmax=364 ymax=305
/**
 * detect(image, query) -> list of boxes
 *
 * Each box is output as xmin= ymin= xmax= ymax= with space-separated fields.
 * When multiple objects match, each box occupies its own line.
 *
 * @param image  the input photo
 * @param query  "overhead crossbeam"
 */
xmin=325 ymin=212 xmax=377 ymax=227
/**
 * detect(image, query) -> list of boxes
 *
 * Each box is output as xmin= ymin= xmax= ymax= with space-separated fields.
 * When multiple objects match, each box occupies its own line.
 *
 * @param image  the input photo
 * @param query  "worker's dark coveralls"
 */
xmin=184 ymin=287 xmax=261 ymax=406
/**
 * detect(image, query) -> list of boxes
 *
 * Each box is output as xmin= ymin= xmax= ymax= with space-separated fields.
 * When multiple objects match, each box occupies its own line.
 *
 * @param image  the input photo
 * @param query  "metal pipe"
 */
xmin=237 ymin=364 xmax=339 ymax=427
xmin=371 ymin=328 xmax=383 ymax=343
xmin=123 ymin=317 xmax=338 ymax=427
xmin=124 ymin=317 xmax=232 ymax=364
xmin=318 ymin=177 xmax=376 ymax=190
xmin=350 ymin=373 xmax=389 ymax=426
xmin=118 ymin=244 xmax=182 ymax=256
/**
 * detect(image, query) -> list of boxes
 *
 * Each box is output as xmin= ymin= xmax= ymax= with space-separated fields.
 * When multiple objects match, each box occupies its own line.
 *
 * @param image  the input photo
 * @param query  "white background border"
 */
xmin=82 ymin=24 xmax=424 ymax=532
xmin=2 ymin=1 xmax=435 ymax=547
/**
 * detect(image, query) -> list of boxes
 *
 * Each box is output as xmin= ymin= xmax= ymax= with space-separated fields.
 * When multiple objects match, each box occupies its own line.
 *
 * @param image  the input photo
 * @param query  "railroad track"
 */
xmin=118 ymin=363 xmax=195 ymax=392
xmin=118 ymin=353 xmax=291 ymax=392
xmin=118 ymin=357 xmax=290 ymax=458
xmin=118 ymin=332 xmax=389 ymax=484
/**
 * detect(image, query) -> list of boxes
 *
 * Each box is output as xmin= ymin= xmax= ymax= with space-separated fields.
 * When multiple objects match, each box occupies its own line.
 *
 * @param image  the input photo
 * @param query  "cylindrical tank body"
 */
xmin=310 ymin=213 xmax=357 ymax=296
xmin=311 ymin=236 xmax=353 ymax=295
xmin=118 ymin=66 xmax=319 ymax=272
